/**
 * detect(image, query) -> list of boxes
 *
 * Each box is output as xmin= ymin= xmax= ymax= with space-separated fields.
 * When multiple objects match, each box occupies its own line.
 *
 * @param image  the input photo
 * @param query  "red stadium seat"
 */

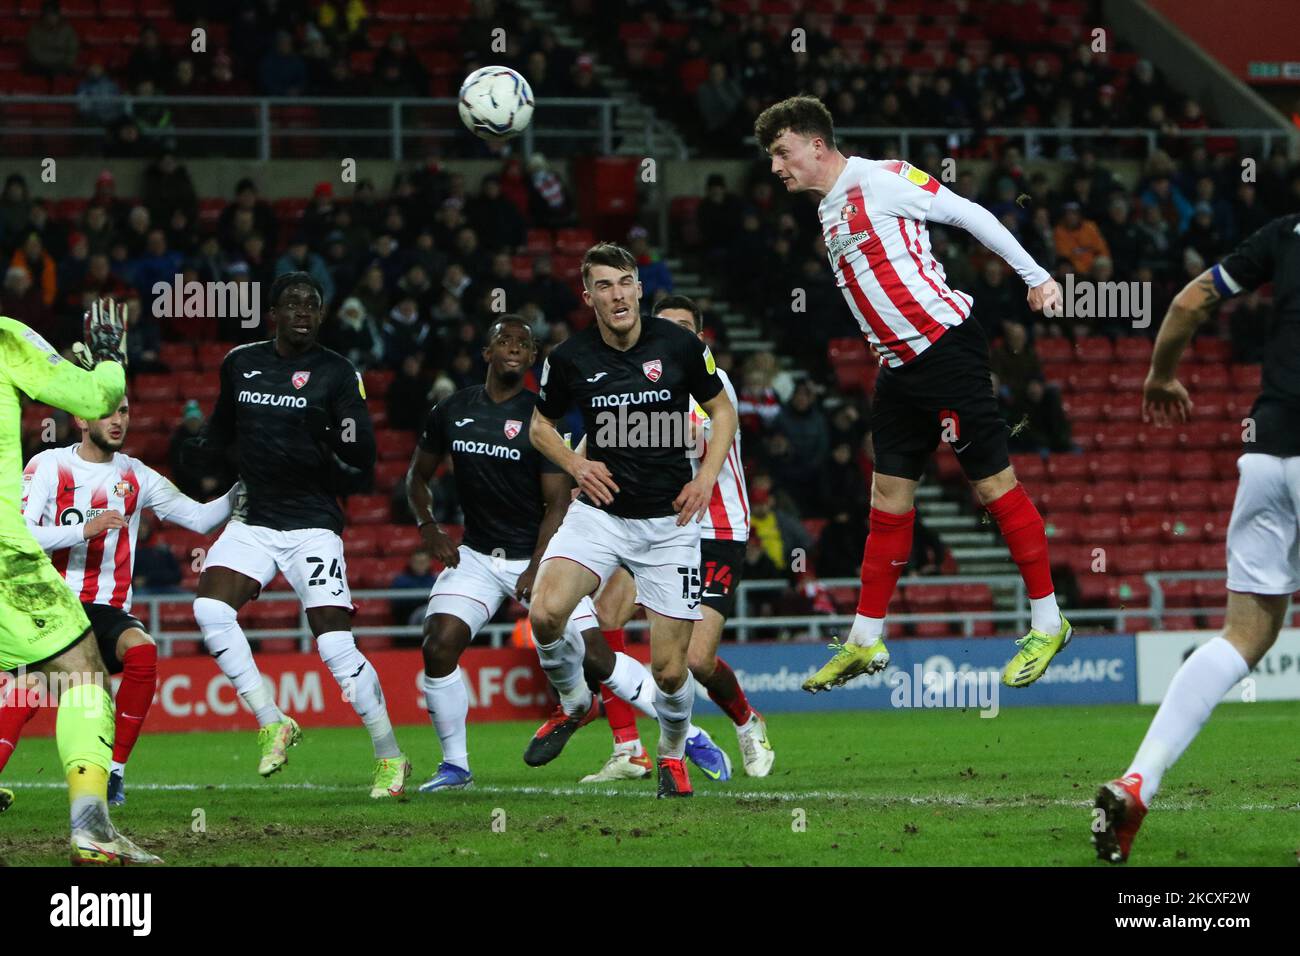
xmin=1112 ymin=337 xmax=1153 ymax=365
xmin=1045 ymin=454 xmax=1088 ymax=481
xmin=1084 ymin=481 xmax=1128 ymax=512
xmin=1068 ymin=366 xmax=1112 ymax=392
xmin=1074 ymin=337 xmax=1113 ymax=364
xmin=1009 ymin=453 xmax=1045 ymax=481
xmin=1126 ymin=480 xmax=1171 ymax=512
xmin=374 ymin=429 xmax=415 ymax=460
xmin=1158 ymin=543 xmax=1201 ymax=572
xmin=363 ymin=369 xmax=395 ymax=399
xmin=1034 ymin=337 xmax=1073 ymax=363
xmin=343 ymin=526 xmax=381 ymax=556
xmin=1037 ymin=481 xmax=1087 ymax=513
xmin=372 ymin=459 xmax=409 ymax=492
xmin=381 ymin=524 xmax=423 ymax=553
xmin=1188 ymin=365 xmax=1230 ymax=389
xmin=1192 ymin=338 xmax=1232 ymax=363
xmin=1230 ymin=365 xmax=1261 ymax=390
xmin=1088 ymin=451 xmax=1133 ymax=481
xmin=1121 ymin=513 xmax=1163 ymax=542
xmin=346 ymin=494 xmax=390 ymax=525
xmin=1043 ymin=512 xmax=1082 ymax=543
xmin=1101 ymin=400 xmax=1141 ymax=422
xmin=1112 ymin=543 xmax=1158 ymax=574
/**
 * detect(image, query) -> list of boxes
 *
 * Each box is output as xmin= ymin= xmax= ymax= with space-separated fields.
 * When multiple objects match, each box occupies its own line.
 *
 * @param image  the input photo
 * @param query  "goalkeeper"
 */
xmin=0 ymin=301 xmax=160 ymax=864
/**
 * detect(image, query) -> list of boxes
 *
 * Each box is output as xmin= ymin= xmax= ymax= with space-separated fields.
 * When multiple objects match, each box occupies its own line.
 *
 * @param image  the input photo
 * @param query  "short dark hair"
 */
xmin=652 ymin=294 xmax=703 ymax=333
xmin=270 ymin=271 xmax=324 ymax=307
xmin=487 ymin=313 xmax=536 ymax=346
xmin=753 ymin=95 xmax=836 ymax=153
xmin=580 ymin=242 xmax=638 ymax=289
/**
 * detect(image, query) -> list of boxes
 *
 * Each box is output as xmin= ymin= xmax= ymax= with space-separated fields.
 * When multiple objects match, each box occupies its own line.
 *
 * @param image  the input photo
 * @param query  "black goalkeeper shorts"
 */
xmin=870 ymin=318 xmax=1011 ymax=483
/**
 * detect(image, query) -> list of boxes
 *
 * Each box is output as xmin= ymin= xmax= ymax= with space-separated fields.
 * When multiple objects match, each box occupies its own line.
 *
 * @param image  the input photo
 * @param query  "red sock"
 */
xmin=0 ymin=686 xmax=39 ymax=774
xmin=599 ymin=629 xmax=640 ymax=745
xmin=111 ymin=643 xmax=158 ymax=765
xmin=856 ymin=508 xmax=915 ymax=617
xmin=703 ymin=656 xmax=753 ymax=726
xmin=986 ymin=483 xmax=1055 ymax=599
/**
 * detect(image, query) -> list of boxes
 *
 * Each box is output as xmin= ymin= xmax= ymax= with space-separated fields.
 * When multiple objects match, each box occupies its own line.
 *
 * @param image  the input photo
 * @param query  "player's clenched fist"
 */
xmin=1026 ymin=278 xmax=1063 ymax=316
xmin=420 ymin=522 xmax=461 ymax=568
xmin=673 ymin=474 xmax=715 ymax=527
xmin=82 ymin=509 xmax=127 ymax=540
xmin=570 ymin=457 xmax=619 ymax=507
xmin=1141 ymin=375 xmax=1193 ymax=426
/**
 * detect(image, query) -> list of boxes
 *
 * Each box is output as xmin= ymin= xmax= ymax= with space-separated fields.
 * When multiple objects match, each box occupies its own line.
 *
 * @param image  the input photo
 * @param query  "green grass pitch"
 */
xmin=2 ymin=703 xmax=1296 ymax=866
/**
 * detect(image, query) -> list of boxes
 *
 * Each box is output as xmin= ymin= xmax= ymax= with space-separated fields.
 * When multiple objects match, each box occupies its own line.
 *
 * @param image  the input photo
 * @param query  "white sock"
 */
xmin=685 ymin=722 xmax=703 ymax=740
xmin=655 ymin=680 xmax=694 ymax=760
xmin=534 ymin=628 xmax=586 ymax=700
xmin=614 ymin=738 xmax=644 ymax=757
xmin=194 ymin=597 xmax=282 ymax=727
xmin=605 ymin=652 xmax=658 ymax=719
xmin=110 ymin=760 xmax=125 ymax=776
xmin=1030 ymin=593 xmax=1062 ymax=633
xmin=422 ymin=670 xmax=469 ymax=771
xmin=1126 ymin=636 xmax=1249 ymax=806
xmin=317 ymin=631 xmax=401 ymax=759
xmin=69 ymin=794 xmax=112 ymax=838
xmin=847 ymin=613 xmax=885 ymax=647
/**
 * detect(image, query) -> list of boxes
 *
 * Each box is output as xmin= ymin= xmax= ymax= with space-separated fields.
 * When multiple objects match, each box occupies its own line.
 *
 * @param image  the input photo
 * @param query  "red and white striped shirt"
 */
xmin=691 ymin=368 xmax=749 ymax=542
xmin=21 ymin=444 xmax=237 ymax=612
xmin=819 ymin=157 xmax=974 ymax=368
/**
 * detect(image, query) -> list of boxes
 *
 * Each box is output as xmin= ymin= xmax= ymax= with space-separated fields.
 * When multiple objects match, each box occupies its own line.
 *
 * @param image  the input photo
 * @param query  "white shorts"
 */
xmin=541 ymin=499 xmax=703 ymax=620
xmin=203 ymin=521 xmax=353 ymax=610
xmin=428 ymin=545 xmax=598 ymax=635
xmin=1226 ymin=453 xmax=1300 ymax=595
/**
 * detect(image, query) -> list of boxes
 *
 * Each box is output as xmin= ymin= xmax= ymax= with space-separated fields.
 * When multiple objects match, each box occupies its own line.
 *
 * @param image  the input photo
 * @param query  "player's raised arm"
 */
xmin=407 ymin=404 xmax=460 ymax=569
xmin=918 ymin=179 xmax=1060 ymax=313
xmin=141 ymin=466 xmax=240 ymax=534
xmin=1146 ymin=217 xmax=1280 ymax=427
xmin=0 ymin=315 xmax=124 ymax=421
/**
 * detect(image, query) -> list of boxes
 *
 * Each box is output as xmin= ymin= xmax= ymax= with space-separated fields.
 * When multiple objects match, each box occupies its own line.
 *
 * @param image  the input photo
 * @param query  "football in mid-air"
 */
xmin=458 ymin=66 xmax=535 ymax=141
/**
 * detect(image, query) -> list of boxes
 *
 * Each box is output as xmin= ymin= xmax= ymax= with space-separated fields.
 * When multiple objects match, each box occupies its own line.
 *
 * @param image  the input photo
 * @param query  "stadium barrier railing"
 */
xmin=742 ymin=126 xmax=1295 ymax=158
xmin=0 ymin=95 xmax=656 ymax=160
xmin=132 ymin=571 xmax=1243 ymax=657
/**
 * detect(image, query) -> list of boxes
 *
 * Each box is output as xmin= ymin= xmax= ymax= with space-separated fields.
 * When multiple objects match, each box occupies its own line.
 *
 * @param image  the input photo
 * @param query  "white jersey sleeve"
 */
xmin=141 ymin=466 xmax=238 ymax=533
xmin=21 ymin=450 xmax=83 ymax=551
xmin=925 ymin=183 xmax=1051 ymax=288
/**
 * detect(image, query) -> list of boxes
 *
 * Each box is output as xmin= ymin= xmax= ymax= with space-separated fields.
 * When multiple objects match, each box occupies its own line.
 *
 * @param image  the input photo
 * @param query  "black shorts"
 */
xmin=870 ymin=319 xmax=1010 ymax=482
xmin=82 ymin=602 xmax=146 ymax=675
xmin=699 ymin=539 xmax=746 ymax=618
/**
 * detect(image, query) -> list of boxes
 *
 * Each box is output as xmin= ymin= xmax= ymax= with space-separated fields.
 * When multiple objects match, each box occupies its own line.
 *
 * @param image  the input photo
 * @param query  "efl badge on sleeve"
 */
xmin=504 ymin=419 xmax=522 ymax=439
xmin=292 ymin=370 xmax=311 ymax=389
xmin=643 ymin=359 xmax=663 ymax=382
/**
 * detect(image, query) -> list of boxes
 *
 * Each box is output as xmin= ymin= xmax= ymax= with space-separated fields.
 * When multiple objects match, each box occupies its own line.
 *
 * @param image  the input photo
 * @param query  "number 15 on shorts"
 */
xmin=677 ymin=565 xmax=701 ymax=603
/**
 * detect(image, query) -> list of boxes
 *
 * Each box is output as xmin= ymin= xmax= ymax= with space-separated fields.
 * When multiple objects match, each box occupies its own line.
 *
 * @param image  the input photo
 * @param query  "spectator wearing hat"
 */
xmin=465 ymin=175 xmax=526 ymax=255
xmin=25 ymin=2 xmax=78 ymax=77
xmin=381 ymin=296 xmax=431 ymax=370
xmin=170 ymin=400 xmax=230 ymax=499
xmin=218 ymin=178 xmax=278 ymax=252
xmin=259 ymin=31 xmax=307 ymax=96
xmin=141 ymin=150 xmax=198 ymax=228
xmin=525 ymin=153 xmax=573 ymax=229
xmin=325 ymin=295 xmax=385 ymax=370
xmin=1 ymin=266 xmax=47 ymax=335
xmin=1181 ymin=201 xmax=1227 ymax=263
xmin=193 ymin=50 xmax=251 ymax=99
xmin=1053 ymin=201 xmax=1110 ymax=274
xmin=11 ymin=231 xmax=57 ymax=309
xmin=275 ymin=235 xmax=335 ymax=306
xmin=322 ymin=228 xmax=360 ymax=295
xmin=301 ymin=182 xmax=337 ymax=247
xmin=626 ymin=225 xmax=674 ymax=301
xmin=125 ymin=23 xmax=169 ymax=89
xmin=88 ymin=170 xmax=130 ymax=230
xmin=76 ymin=59 xmax=125 ymax=126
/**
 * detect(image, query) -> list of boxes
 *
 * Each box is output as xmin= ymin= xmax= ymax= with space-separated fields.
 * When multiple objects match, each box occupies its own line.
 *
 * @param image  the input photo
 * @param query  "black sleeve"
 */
xmin=330 ymin=363 xmax=376 ymax=477
xmin=1217 ymin=217 xmax=1284 ymax=293
xmin=535 ymin=347 xmax=573 ymax=420
xmin=417 ymin=400 xmax=448 ymax=457
xmin=681 ymin=330 xmax=723 ymax=405
xmin=203 ymin=350 xmax=237 ymax=449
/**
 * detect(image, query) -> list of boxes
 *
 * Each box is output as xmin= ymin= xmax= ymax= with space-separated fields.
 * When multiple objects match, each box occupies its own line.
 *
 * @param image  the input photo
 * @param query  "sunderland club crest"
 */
xmin=504 ymin=419 xmax=522 ymax=439
xmin=642 ymin=359 xmax=662 ymax=382
xmin=840 ymin=201 xmax=858 ymax=221
xmin=292 ymin=370 xmax=311 ymax=389
xmin=113 ymin=479 xmax=134 ymax=498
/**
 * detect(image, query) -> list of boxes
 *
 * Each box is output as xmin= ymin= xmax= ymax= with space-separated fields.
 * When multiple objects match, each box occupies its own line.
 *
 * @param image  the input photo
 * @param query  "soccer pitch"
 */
xmin=2 ymin=703 xmax=1296 ymax=867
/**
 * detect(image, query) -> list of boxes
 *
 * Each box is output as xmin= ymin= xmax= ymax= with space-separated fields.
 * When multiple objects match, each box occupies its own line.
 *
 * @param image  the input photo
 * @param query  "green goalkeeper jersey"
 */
xmin=0 ymin=316 xmax=125 ymax=534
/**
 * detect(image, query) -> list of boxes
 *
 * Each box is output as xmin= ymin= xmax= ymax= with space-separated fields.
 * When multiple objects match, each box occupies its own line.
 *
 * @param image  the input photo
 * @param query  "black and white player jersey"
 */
xmin=419 ymin=385 xmax=560 ymax=560
xmin=205 ymin=340 xmax=375 ymax=534
xmin=536 ymin=316 xmax=724 ymax=519
xmin=1212 ymin=213 xmax=1300 ymax=457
